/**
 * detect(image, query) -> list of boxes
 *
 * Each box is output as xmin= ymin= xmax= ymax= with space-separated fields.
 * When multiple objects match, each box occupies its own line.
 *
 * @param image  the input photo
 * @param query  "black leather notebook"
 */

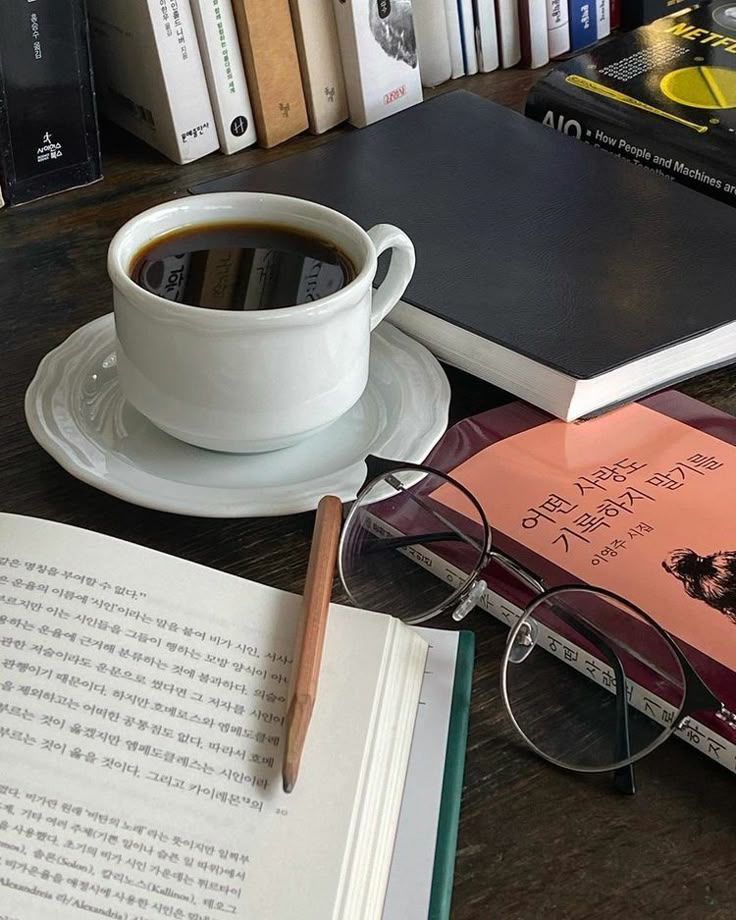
xmin=192 ymin=90 xmax=736 ymax=420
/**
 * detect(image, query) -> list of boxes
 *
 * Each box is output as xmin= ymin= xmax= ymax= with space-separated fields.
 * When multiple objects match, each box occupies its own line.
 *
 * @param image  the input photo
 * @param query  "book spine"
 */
xmin=189 ymin=0 xmax=257 ymax=154
xmin=567 ymin=0 xmax=596 ymax=50
xmin=332 ymin=0 xmax=423 ymax=129
xmin=519 ymin=0 xmax=550 ymax=68
xmin=525 ymin=84 xmax=736 ymax=209
xmin=0 ymin=0 xmax=102 ymax=206
xmin=457 ymin=0 xmax=479 ymax=74
xmin=609 ymin=0 xmax=620 ymax=30
xmin=331 ymin=0 xmax=367 ymax=128
xmin=473 ymin=0 xmax=500 ymax=73
xmin=230 ymin=0 xmax=308 ymax=147
xmin=545 ymin=0 xmax=570 ymax=58
xmin=495 ymin=0 xmax=522 ymax=67
xmin=365 ymin=513 xmax=736 ymax=776
xmin=146 ymin=0 xmax=219 ymax=163
xmin=413 ymin=0 xmax=454 ymax=87
xmin=289 ymin=0 xmax=349 ymax=133
xmin=88 ymin=0 xmax=218 ymax=165
xmin=443 ymin=0 xmax=466 ymax=77
xmin=595 ymin=0 xmax=610 ymax=38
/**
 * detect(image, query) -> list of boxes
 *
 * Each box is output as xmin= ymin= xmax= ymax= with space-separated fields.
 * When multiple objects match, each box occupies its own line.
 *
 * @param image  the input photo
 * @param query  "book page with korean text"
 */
xmin=0 ymin=513 xmax=406 ymax=920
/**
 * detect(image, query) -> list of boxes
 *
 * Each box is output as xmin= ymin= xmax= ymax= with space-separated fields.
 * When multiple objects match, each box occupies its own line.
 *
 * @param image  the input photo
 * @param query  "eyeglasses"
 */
xmin=337 ymin=459 xmax=730 ymax=794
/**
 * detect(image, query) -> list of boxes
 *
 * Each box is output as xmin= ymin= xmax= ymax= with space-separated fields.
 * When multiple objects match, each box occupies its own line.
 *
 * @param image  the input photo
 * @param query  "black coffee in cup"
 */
xmin=131 ymin=222 xmax=356 ymax=310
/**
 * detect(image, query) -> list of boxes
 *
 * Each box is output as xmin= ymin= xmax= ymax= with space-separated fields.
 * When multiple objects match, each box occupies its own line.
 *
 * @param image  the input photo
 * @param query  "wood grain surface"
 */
xmin=1 ymin=69 xmax=735 ymax=920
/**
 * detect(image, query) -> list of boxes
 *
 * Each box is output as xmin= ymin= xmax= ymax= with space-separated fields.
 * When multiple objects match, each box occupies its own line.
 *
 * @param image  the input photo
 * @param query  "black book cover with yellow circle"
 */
xmin=526 ymin=2 xmax=736 ymax=208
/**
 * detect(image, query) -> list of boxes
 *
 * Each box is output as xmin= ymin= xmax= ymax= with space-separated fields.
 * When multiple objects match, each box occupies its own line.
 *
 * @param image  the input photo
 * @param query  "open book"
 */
xmin=0 ymin=513 xmax=462 ymax=920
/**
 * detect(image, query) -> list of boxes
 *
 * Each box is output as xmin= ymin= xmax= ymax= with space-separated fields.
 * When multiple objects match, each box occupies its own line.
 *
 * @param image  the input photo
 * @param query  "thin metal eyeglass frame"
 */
xmin=338 ymin=460 xmax=728 ymax=793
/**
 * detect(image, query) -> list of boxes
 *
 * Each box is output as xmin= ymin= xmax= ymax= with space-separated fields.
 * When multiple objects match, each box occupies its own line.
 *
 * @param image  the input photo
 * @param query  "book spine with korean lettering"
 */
xmin=289 ymin=0 xmax=349 ymax=134
xmin=371 ymin=391 xmax=736 ymax=775
xmin=596 ymin=0 xmax=610 ymax=38
xmin=0 ymin=0 xmax=102 ymax=206
xmin=230 ymin=0 xmax=308 ymax=147
xmin=525 ymin=3 xmax=736 ymax=208
xmin=87 ymin=0 xmax=217 ymax=165
xmin=190 ymin=0 xmax=257 ymax=154
xmin=567 ymin=0 xmax=596 ymax=50
xmin=546 ymin=0 xmax=570 ymax=58
xmin=332 ymin=0 xmax=423 ymax=129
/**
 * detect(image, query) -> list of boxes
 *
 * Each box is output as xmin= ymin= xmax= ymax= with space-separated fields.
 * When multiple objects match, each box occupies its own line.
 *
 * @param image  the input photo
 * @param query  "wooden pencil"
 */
xmin=282 ymin=494 xmax=343 ymax=793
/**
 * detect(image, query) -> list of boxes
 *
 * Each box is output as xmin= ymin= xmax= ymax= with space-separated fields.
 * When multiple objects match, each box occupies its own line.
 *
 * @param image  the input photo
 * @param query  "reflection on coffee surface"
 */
xmin=131 ymin=223 xmax=356 ymax=310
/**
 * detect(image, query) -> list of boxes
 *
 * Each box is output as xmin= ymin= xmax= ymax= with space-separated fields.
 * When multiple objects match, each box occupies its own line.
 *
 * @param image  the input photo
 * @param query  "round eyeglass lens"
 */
xmin=338 ymin=468 xmax=489 ymax=624
xmin=501 ymin=586 xmax=687 ymax=772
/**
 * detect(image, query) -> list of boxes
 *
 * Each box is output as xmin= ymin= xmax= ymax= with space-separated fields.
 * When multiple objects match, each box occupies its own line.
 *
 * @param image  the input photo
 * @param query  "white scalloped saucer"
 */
xmin=25 ymin=314 xmax=450 ymax=517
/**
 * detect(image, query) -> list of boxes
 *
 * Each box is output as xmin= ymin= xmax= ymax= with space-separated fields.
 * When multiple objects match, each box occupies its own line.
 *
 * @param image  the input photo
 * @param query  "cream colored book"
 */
xmin=290 ymin=0 xmax=348 ymax=134
xmin=0 ymin=513 xmax=428 ymax=920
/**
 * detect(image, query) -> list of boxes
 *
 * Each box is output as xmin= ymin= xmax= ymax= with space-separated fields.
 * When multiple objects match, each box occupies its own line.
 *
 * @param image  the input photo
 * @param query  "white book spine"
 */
xmin=596 ymin=0 xmax=610 ymax=38
xmin=522 ymin=0 xmax=550 ymax=68
xmin=473 ymin=0 xmax=499 ymax=72
xmin=146 ymin=0 xmax=219 ymax=162
xmin=413 ymin=0 xmax=453 ymax=87
xmin=332 ymin=0 xmax=423 ymax=129
xmin=495 ymin=0 xmax=521 ymax=67
xmin=457 ymin=0 xmax=478 ymax=74
xmin=189 ymin=0 xmax=257 ymax=154
xmin=546 ymin=0 xmax=570 ymax=56
xmin=443 ymin=0 xmax=465 ymax=76
xmin=88 ymin=0 xmax=218 ymax=164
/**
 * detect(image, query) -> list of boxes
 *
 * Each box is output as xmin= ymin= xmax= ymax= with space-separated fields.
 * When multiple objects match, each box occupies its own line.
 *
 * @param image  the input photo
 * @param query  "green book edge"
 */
xmin=428 ymin=630 xmax=475 ymax=920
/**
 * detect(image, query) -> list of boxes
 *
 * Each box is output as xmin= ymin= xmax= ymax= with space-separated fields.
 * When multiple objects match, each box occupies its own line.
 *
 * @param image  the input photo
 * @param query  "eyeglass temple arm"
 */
xmin=366 ymin=531 xmax=636 ymax=793
xmin=677 ymin=650 xmax=724 ymax=719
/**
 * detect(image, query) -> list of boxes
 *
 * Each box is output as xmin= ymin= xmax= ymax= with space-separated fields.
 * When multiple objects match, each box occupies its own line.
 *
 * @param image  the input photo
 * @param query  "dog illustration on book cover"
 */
xmin=369 ymin=0 xmax=418 ymax=68
xmin=663 ymin=548 xmax=736 ymax=624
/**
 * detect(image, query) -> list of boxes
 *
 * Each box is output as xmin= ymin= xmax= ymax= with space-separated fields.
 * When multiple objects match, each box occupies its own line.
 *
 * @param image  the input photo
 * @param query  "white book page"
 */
xmin=383 ymin=628 xmax=460 ymax=920
xmin=0 ymin=514 xmax=401 ymax=920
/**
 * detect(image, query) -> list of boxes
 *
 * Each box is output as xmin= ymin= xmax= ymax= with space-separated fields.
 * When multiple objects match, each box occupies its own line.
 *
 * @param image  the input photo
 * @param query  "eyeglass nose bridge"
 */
xmin=452 ymin=578 xmax=487 ymax=622
xmin=507 ymin=619 xmax=538 ymax=663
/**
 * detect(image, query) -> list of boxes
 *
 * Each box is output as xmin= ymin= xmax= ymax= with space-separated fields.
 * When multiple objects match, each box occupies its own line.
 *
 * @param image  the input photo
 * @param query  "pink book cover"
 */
xmin=397 ymin=390 xmax=736 ymax=771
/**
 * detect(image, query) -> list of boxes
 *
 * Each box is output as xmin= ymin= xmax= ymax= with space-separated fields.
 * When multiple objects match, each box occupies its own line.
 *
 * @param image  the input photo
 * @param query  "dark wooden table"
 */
xmin=2 ymin=70 xmax=736 ymax=920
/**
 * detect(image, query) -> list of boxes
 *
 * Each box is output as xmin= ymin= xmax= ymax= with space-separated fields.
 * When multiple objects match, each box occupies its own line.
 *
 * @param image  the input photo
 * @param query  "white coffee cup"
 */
xmin=107 ymin=192 xmax=415 ymax=453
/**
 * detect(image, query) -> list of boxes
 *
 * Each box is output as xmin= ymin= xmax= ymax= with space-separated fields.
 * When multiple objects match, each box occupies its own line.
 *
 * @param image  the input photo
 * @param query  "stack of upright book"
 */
xmin=85 ymin=0 xmax=425 ymax=164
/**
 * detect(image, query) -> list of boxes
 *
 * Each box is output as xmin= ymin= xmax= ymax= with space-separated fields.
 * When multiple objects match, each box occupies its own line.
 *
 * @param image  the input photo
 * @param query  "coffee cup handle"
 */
xmin=367 ymin=224 xmax=416 ymax=331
